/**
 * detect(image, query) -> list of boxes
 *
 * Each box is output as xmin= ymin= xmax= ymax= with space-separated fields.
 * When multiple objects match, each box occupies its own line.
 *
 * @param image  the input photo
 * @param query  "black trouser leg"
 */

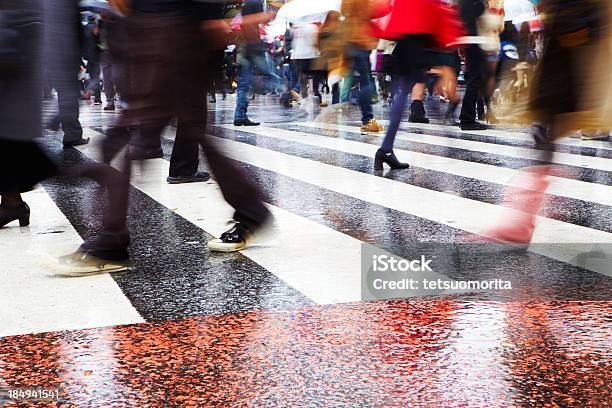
xmin=459 ymin=45 xmax=485 ymax=124
xmin=169 ymin=91 xmax=206 ymax=178
xmin=54 ymin=72 xmax=83 ymax=142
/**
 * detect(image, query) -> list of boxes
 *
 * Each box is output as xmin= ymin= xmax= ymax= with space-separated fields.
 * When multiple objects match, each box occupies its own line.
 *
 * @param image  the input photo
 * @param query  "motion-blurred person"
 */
xmin=426 ymin=48 xmax=462 ymax=125
xmin=233 ymin=0 xmax=279 ymax=126
xmin=44 ymin=0 xmax=89 ymax=147
xmin=341 ymin=0 xmax=386 ymax=133
xmin=376 ymin=39 xmax=395 ymax=105
xmin=0 ymin=0 xmax=56 ymax=228
xmin=52 ymin=0 xmax=272 ymax=273
xmin=458 ymin=0 xmax=489 ymax=130
xmin=480 ymin=0 xmax=611 ymax=243
xmin=314 ymin=11 xmax=343 ymax=105
xmin=99 ymin=12 xmax=121 ymax=111
xmin=81 ymin=13 xmax=102 ymax=104
xmin=1 ymin=0 xmax=126 ymax=270
xmin=476 ymin=0 xmax=504 ymax=123
xmin=372 ymin=0 xmax=464 ymax=169
xmin=292 ymin=22 xmax=326 ymax=106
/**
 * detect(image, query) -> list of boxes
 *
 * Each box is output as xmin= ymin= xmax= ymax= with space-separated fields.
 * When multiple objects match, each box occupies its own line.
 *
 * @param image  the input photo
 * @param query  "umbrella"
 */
xmin=274 ymin=0 xmax=341 ymax=25
xmin=79 ymin=0 xmax=121 ymax=17
xmin=267 ymin=0 xmax=341 ymax=38
xmin=504 ymin=0 xmax=536 ymax=22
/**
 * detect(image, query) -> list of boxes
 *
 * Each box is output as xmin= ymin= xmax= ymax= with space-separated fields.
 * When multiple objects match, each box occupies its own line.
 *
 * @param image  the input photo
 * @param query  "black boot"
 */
xmin=443 ymin=102 xmax=459 ymax=126
xmin=374 ymin=149 xmax=410 ymax=170
xmin=409 ymin=100 xmax=429 ymax=123
xmin=234 ymin=118 xmax=260 ymax=126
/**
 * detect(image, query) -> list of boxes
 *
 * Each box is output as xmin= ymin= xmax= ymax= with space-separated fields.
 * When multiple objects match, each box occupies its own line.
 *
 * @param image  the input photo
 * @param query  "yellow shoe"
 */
xmin=361 ymin=119 xmax=385 ymax=133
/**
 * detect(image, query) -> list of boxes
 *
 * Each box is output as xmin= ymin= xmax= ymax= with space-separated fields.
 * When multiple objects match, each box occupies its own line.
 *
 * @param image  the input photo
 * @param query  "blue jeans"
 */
xmin=345 ymin=46 xmax=374 ymax=124
xmin=234 ymin=46 xmax=282 ymax=121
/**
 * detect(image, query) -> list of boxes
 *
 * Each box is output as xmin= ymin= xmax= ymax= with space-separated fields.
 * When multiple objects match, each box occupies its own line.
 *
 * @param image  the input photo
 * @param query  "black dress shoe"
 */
xmin=0 ymin=202 xmax=30 ymax=228
xmin=460 ymin=121 xmax=488 ymax=131
xmin=409 ymin=116 xmax=430 ymax=124
xmin=103 ymin=103 xmax=115 ymax=111
xmin=234 ymin=118 xmax=260 ymax=126
xmin=63 ymin=137 xmax=90 ymax=148
xmin=374 ymin=149 xmax=410 ymax=170
xmin=166 ymin=171 xmax=211 ymax=184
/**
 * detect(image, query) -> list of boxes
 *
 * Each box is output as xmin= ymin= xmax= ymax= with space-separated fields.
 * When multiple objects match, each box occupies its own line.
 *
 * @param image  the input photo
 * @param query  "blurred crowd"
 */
xmin=0 ymin=0 xmax=611 ymax=275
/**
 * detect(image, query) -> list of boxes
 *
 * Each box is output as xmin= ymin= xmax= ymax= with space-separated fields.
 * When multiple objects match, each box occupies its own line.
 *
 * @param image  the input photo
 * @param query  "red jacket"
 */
xmin=370 ymin=0 xmax=465 ymax=47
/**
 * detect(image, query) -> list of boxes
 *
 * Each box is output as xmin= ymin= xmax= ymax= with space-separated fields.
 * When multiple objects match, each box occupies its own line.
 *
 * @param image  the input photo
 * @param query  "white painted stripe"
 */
xmin=217 ymin=124 xmax=612 ymax=207
xmin=296 ymin=121 xmax=612 ymax=172
xmin=0 ymin=188 xmax=144 ymax=338
xmin=385 ymin=120 xmax=612 ymax=152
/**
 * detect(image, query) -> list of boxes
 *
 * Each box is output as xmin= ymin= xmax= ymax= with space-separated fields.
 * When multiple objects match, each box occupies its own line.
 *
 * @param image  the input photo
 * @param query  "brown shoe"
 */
xmin=361 ymin=119 xmax=385 ymax=133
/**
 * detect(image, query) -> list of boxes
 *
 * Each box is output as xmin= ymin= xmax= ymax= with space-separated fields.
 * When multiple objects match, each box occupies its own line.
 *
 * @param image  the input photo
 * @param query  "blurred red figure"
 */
xmin=481 ymin=0 xmax=612 ymax=244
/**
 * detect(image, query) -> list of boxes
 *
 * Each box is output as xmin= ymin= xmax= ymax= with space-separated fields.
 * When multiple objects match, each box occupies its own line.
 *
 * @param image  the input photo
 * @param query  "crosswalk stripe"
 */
xmin=0 ymin=187 xmax=144 ymax=338
xmin=387 ymin=120 xmax=612 ymax=152
xmin=296 ymin=121 xmax=612 ymax=172
xmin=217 ymin=124 xmax=612 ymax=207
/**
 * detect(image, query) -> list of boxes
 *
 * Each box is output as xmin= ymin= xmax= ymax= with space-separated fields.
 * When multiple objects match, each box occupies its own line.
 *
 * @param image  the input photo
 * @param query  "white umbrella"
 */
xmin=267 ymin=0 xmax=341 ymax=38
xmin=504 ymin=0 xmax=536 ymax=22
xmin=273 ymin=0 xmax=341 ymax=25
xmin=79 ymin=0 xmax=121 ymax=17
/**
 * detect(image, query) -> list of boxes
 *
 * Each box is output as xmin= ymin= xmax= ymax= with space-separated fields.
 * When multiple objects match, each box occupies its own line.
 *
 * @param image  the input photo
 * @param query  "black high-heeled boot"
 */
xmin=0 ymin=202 xmax=30 ymax=228
xmin=374 ymin=149 xmax=410 ymax=170
xmin=408 ymin=100 xmax=430 ymax=123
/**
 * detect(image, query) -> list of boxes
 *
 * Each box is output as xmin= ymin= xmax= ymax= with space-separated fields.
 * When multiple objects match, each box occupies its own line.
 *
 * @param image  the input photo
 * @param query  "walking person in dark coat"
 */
xmin=43 ymin=0 xmax=90 ymax=146
xmin=458 ymin=0 xmax=489 ymax=130
xmin=0 ymin=0 xmax=56 ymax=228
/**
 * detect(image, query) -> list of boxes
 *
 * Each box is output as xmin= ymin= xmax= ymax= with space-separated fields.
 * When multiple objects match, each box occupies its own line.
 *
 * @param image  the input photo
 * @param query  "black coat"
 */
xmin=0 ymin=0 xmax=43 ymax=141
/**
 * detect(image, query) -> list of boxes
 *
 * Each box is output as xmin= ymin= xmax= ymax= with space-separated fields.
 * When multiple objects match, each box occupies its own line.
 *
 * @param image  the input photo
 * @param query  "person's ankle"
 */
xmin=1 ymin=194 xmax=24 ymax=209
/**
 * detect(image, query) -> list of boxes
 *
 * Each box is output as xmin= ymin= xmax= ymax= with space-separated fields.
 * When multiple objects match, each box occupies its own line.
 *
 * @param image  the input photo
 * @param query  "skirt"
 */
xmin=0 ymin=139 xmax=57 ymax=194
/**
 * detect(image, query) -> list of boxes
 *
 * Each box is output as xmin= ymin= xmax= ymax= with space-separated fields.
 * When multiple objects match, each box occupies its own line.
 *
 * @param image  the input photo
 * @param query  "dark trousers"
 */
xmin=345 ymin=46 xmax=374 ymax=124
xmin=101 ymin=52 xmax=117 ymax=102
xmin=51 ymin=69 xmax=83 ymax=142
xmin=96 ymin=13 xmax=269 ymax=246
xmin=295 ymin=59 xmax=323 ymax=98
xmin=459 ymin=45 xmax=485 ymax=124
xmin=85 ymin=58 xmax=102 ymax=100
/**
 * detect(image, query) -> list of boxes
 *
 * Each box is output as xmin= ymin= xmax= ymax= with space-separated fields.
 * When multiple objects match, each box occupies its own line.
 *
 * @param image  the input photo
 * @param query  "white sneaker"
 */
xmin=207 ymin=222 xmax=250 ymax=253
xmin=44 ymin=251 xmax=130 ymax=277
